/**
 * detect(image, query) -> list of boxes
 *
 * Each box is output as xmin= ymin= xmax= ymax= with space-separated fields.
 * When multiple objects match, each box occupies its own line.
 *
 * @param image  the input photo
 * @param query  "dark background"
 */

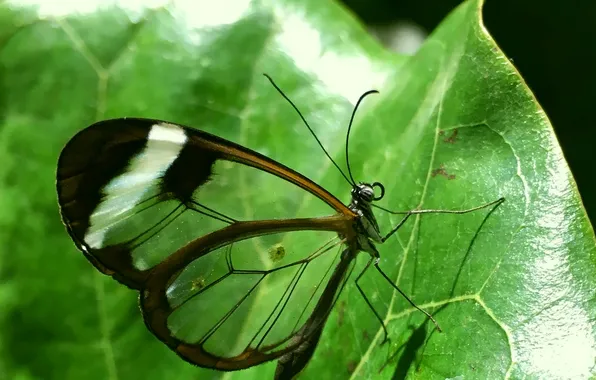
xmin=343 ymin=0 xmax=596 ymax=225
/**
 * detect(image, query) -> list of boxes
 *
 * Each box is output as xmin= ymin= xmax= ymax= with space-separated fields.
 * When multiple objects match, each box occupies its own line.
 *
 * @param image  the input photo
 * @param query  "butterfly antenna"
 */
xmin=345 ymin=89 xmax=379 ymax=185
xmin=263 ymin=73 xmax=354 ymax=186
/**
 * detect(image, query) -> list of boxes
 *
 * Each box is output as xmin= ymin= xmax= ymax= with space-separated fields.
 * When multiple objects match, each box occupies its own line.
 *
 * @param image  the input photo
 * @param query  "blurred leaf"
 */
xmin=0 ymin=0 xmax=594 ymax=379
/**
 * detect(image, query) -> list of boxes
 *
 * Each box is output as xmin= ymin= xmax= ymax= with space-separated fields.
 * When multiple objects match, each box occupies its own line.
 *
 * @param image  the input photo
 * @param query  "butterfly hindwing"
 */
xmin=142 ymin=229 xmax=355 ymax=370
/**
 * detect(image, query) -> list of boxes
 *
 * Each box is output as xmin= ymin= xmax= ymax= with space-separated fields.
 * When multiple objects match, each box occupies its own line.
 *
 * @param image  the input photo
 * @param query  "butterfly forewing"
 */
xmin=57 ymin=118 xmax=353 ymax=289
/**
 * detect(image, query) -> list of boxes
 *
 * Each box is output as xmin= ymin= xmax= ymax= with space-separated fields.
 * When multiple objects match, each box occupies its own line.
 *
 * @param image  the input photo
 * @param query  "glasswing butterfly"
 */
xmin=56 ymin=74 xmax=503 ymax=379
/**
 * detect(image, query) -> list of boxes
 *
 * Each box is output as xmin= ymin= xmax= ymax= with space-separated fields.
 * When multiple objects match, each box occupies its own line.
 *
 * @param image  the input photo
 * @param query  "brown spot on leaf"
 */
xmin=431 ymin=164 xmax=456 ymax=180
xmin=439 ymin=128 xmax=458 ymax=143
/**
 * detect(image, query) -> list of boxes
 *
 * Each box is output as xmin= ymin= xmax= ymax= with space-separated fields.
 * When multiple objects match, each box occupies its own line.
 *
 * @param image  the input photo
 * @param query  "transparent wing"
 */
xmin=141 ymin=229 xmax=356 ymax=370
xmin=56 ymin=118 xmax=355 ymax=289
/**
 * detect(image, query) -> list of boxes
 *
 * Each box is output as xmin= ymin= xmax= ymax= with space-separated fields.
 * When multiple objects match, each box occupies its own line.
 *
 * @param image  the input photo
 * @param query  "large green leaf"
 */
xmin=1 ymin=0 xmax=594 ymax=379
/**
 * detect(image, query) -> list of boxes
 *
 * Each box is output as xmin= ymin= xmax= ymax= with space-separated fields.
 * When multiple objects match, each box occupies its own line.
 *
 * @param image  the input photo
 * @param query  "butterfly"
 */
xmin=56 ymin=74 xmax=504 ymax=379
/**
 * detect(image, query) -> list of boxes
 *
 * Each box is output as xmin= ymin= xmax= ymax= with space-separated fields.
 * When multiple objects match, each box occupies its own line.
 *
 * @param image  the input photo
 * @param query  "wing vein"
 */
xmin=247 ymin=262 xmax=307 ymax=350
xmin=200 ymin=273 xmax=267 ymax=345
xmin=188 ymin=199 xmax=237 ymax=224
xmin=129 ymin=203 xmax=185 ymax=250
xmin=291 ymin=244 xmax=343 ymax=334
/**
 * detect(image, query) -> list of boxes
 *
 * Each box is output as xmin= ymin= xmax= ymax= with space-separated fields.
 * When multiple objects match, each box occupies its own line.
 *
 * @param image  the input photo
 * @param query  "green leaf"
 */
xmin=1 ymin=0 xmax=594 ymax=379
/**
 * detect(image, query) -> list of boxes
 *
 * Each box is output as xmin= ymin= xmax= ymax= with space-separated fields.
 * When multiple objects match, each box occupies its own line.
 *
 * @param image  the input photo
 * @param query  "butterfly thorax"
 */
xmin=348 ymin=183 xmax=383 ymax=257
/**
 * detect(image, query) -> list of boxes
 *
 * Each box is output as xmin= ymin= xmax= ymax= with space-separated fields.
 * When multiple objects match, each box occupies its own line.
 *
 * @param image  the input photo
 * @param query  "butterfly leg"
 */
xmin=380 ymin=197 xmax=504 ymax=242
xmin=374 ymin=264 xmax=442 ymax=332
xmin=355 ymin=255 xmax=391 ymax=345
xmin=380 ymin=213 xmax=413 ymax=243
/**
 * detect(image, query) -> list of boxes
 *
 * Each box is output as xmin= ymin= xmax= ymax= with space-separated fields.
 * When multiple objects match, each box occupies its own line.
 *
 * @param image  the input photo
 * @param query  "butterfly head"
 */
xmin=352 ymin=182 xmax=385 ymax=203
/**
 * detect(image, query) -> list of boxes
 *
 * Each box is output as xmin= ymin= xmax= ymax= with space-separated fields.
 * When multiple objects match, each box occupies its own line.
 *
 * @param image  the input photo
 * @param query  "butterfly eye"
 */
xmin=354 ymin=184 xmax=374 ymax=202
xmin=372 ymin=182 xmax=385 ymax=201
